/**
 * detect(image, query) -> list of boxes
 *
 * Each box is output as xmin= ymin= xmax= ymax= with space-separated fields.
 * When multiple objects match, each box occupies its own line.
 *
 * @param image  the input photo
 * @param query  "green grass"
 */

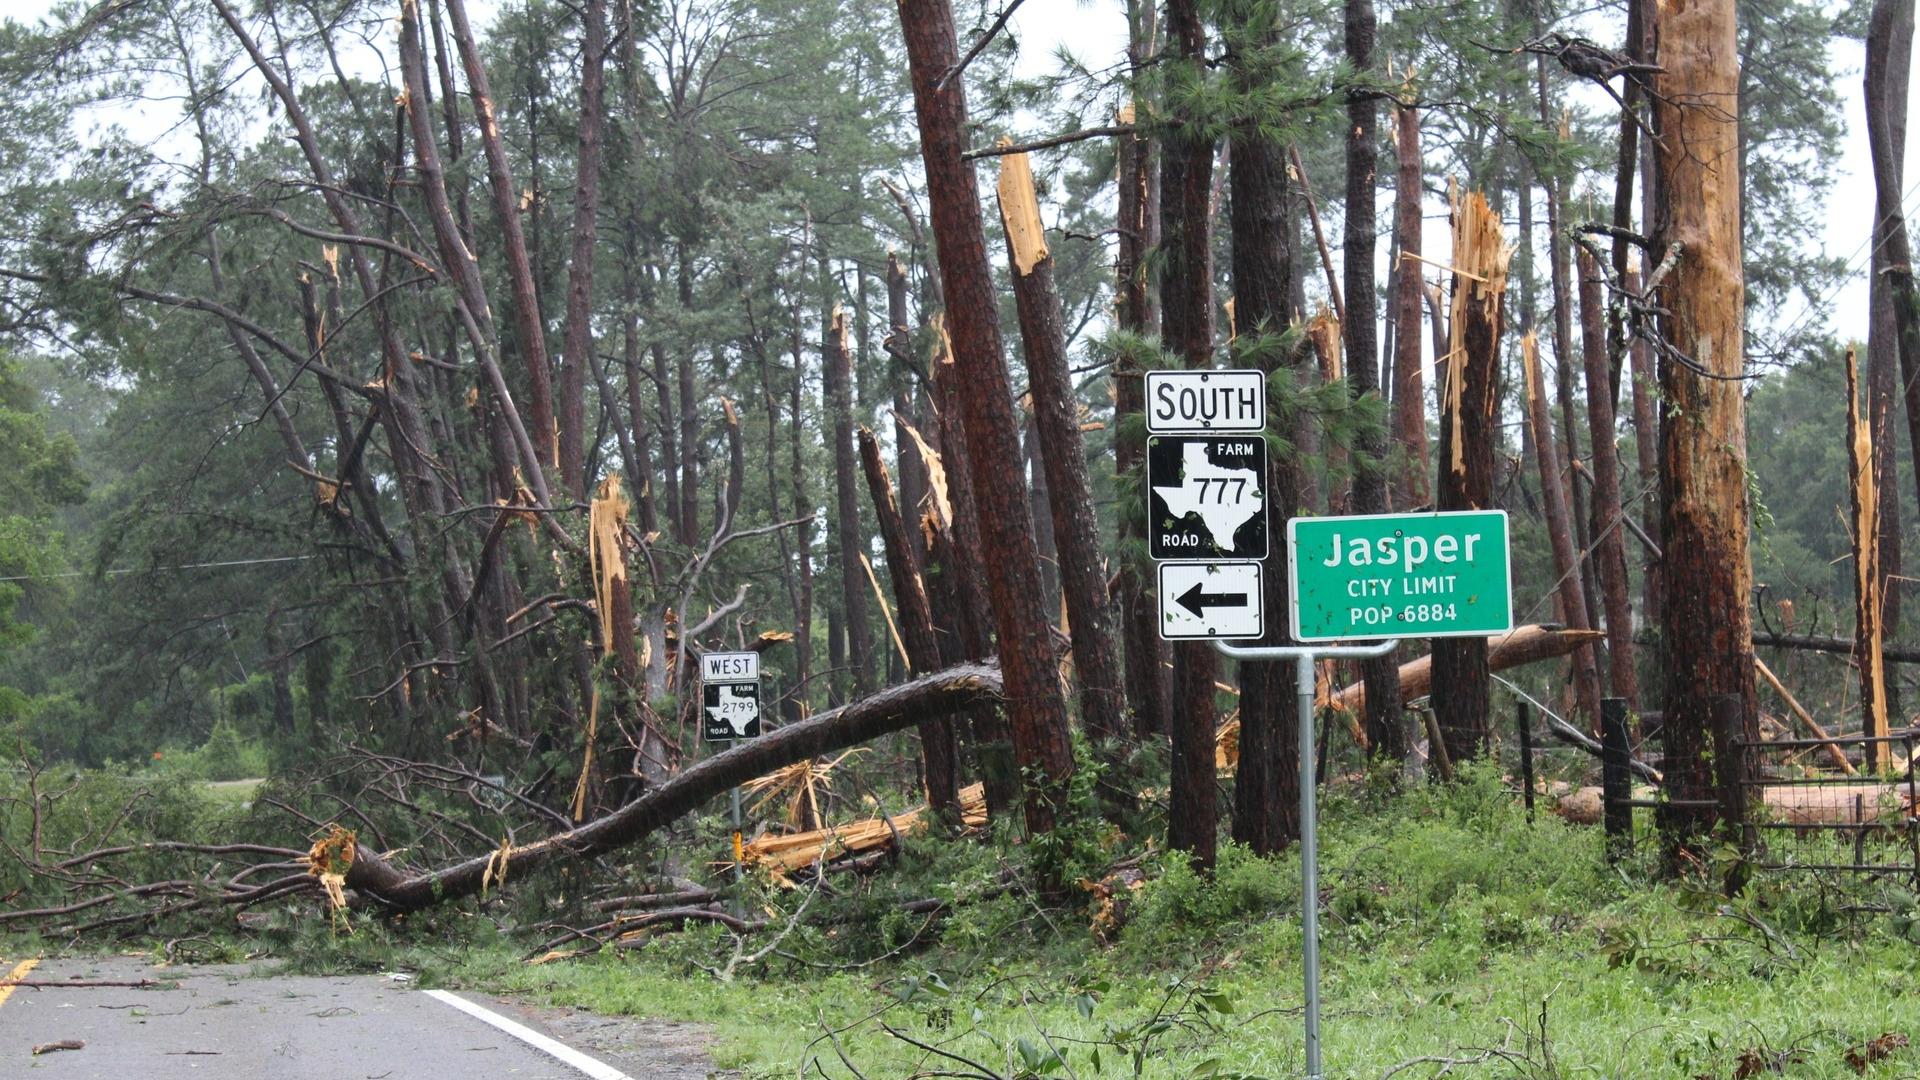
xmin=199 ymin=777 xmax=265 ymax=807
xmin=7 ymin=762 xmax=1917 ymax=1079
xmin=423 ymin=768 xmax=1920 ymax=1080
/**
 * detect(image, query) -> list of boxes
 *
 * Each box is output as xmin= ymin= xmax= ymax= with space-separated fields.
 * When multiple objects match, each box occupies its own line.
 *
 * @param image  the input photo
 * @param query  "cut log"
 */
xmin=344 ymin=664 xmax=1002 ymax=911
xmin=1215 ymin=624 xmax=1601 ymax=767
xmin=1554 ymin=782 xmax=1915 ymax=826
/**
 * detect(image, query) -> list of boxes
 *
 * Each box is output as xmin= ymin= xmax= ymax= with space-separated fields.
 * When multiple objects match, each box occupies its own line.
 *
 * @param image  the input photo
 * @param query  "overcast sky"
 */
xmin=5 ymin=0 xmax=1912 ymax=364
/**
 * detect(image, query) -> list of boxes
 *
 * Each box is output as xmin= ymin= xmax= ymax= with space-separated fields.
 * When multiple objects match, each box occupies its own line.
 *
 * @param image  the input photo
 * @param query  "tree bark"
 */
xmin=619 ymin=238 xmax=659 ymax=535
xmin=344 ymin=664 xmax=1003 ymax=911
xmin=1868 ymin=0 xmax=1915 ymax=724
xmin=677 ymin=251 xmax=702 ymax=545
xmin=1625 ymin=266 xmax=1662 ymax=628
xmin=1536 ymin=86 xmax=1599 ymax=640
xmin=995 ymin=149 xmax=1134 ymax=815
xmin=1160 ymin=0 xmax=1220 ymax=871
xmin=1578 ymin=246 xmax=1639 ymax=708
xmin=1344 ymin=0 xmax=1400 ymax=758
xmin=927 ymin=320 xmax=1020 ymax=819
xmin=788 ymin=294 xmax=815 ymax=715
xmin=1114 ymin=114 xmax=1171 ymax=738
xmin=858 ymin=429 xmax=960 ymax=815
xmin=884 ymin=252 xmax=928 ymax=521
xmin=1652 ymin=0 xmax=1757 ymax=850
xmin=1431 ymin=192 xmax=1509 ymax=763
xmin=556 ymin=0 xmax=609 ymax=498
xmin=826 ymin=307 xmax=875 ymax=697
xmin=1607 ymin=0 xmax=1650 ymax=402
xmin=896 ymin=0 xmax=1077 ymax=838
xmin=1226 ymin=94 xmax=1307 ymax=850
xmin=1391 ymin=100 xmax=1429 ymax=513
xmin=1023 ymin=412 xmax=1060 ymax=603
xmin=653 ymin=333 xmax=683 ymax=543
xmin=441 ymin=0 xmax=556 ymax=472
xmin=1521 ymin=331 xmax=1602 ymax=729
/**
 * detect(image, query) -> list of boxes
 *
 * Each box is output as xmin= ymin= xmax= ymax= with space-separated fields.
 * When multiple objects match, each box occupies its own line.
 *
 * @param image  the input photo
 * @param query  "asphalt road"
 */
xmin=0 ymin=955 xmax=723 ymax=1079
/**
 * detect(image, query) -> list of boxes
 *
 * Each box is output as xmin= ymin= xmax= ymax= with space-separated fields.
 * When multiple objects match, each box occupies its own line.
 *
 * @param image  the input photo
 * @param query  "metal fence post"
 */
xmin=1516 ymin=700 xmax=1536 ymax=823
xmin=1601 ymin=698 xmax=1632 ymax=857
xmin=1708 ymin=694 xmax=1753 ymax=852
xmin=1905 ymin=732 xmax=1919 ymax=892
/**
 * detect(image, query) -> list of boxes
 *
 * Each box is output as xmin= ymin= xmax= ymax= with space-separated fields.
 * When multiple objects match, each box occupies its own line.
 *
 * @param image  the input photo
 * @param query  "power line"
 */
xmin=0 ymin=554 xmax=320 ymax=584
xmin=1759 ymin=167 xmax=1920 ymax=354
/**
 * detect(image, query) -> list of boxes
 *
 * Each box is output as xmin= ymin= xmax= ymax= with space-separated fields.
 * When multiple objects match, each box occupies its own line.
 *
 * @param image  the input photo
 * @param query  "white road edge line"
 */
xmin=424 ymin=988 xmax=633 ymax=1080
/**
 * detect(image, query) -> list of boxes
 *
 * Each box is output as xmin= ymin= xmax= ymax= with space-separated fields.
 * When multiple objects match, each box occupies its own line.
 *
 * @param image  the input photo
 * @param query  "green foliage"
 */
xmin=1120 ymin=842 xmax=1293 ymax=955
xmin=157 ymin=715 xmax=272 ymax=782
xmin=0 ymin=766 xmax=243 ymax=908
xmin=321 ymin=773 xmax=1913 ymax=1080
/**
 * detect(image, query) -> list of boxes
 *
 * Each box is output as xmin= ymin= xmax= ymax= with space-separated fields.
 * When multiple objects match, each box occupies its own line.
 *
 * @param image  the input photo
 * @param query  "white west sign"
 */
xmin=700 ymin=651 xmax=759 ymax=684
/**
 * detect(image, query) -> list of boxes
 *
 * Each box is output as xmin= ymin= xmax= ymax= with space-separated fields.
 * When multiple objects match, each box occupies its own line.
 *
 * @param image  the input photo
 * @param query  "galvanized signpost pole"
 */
xmin=1215 ymin=637 xmax=1398 ymax=1080
xmin=1143 ymin=373 xmax=1513 ymax=1079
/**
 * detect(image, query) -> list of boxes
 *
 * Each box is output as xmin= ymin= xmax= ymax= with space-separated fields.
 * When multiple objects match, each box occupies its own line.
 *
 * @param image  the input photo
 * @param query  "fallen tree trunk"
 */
xmin=1340 ymin=623 xmax=1605 ymax=715
xmin=1217 ymin=624 xmax=1601 ymax=766
xmin=345 ymin=664 xmax=1002 ymax=911
xmin=1754 ymin=630 xmax=1920 ymax=665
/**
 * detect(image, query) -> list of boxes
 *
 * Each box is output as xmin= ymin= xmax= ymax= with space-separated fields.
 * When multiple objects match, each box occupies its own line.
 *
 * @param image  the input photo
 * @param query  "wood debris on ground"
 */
xmin=737 ymin=782 xmax=988 ymax=878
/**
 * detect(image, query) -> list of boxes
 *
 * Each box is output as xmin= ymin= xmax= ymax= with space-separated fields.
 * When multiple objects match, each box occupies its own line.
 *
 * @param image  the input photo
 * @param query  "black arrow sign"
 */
xmin=1177 ymin=582 xmax=1250 ymax=618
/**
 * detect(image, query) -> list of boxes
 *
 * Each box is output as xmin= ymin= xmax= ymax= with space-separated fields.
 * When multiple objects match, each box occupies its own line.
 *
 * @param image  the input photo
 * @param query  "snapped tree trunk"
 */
xmin=884 ymin=252 xmax=929 ymax=520
xmin=995 ymin=149 xmax=1134 ymax=801
xmin=927 ymin=320 xmax=1021 ymax=820
xmin=1431 ymin=191 xmax=1509 ymax=763
xmin=896 ymin=0 xmax=1077 ymax=838
xmin=858 ymin=428 xmax=960 ymax=815
xmin=1652 ymin=0 xmax=1758 ymax=850
xmin=1846 ymin=350 xmax=1894 ymax=769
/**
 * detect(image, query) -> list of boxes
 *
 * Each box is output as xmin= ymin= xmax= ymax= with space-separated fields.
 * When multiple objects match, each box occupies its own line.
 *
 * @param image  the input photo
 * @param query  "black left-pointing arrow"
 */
xmin=1176 ymin=582 xmax=1249 ymax=618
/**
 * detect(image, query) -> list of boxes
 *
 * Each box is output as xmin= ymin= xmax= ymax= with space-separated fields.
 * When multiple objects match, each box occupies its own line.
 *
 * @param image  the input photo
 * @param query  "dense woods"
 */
xmin=0 ymin=0 xmax=1912 ymax=920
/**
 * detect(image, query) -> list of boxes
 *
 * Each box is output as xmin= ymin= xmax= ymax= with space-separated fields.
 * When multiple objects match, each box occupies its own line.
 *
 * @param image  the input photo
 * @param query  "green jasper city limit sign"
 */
xmin=1287 ymin=510 xmax=1513 ymax=643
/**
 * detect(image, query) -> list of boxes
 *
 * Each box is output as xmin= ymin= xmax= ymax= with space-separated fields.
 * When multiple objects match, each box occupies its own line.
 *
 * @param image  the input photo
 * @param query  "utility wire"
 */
xmin=0 ymin=554 xmax=320 ymax=583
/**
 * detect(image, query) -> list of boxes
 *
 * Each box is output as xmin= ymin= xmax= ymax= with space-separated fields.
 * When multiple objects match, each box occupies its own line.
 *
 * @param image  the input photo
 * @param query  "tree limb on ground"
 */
xmin=344 ymin=663 xmax=1002 ymax=912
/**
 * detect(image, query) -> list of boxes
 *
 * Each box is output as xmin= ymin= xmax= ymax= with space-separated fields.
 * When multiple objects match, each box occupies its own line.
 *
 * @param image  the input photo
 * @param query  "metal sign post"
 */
xmin=701 ymin=652 xmax=762 ymax=888
xmin=1145 ymin=367 xmax=1271 ymax=644
xmin=1214 ymin=636 xmax=1398 ymax=1080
